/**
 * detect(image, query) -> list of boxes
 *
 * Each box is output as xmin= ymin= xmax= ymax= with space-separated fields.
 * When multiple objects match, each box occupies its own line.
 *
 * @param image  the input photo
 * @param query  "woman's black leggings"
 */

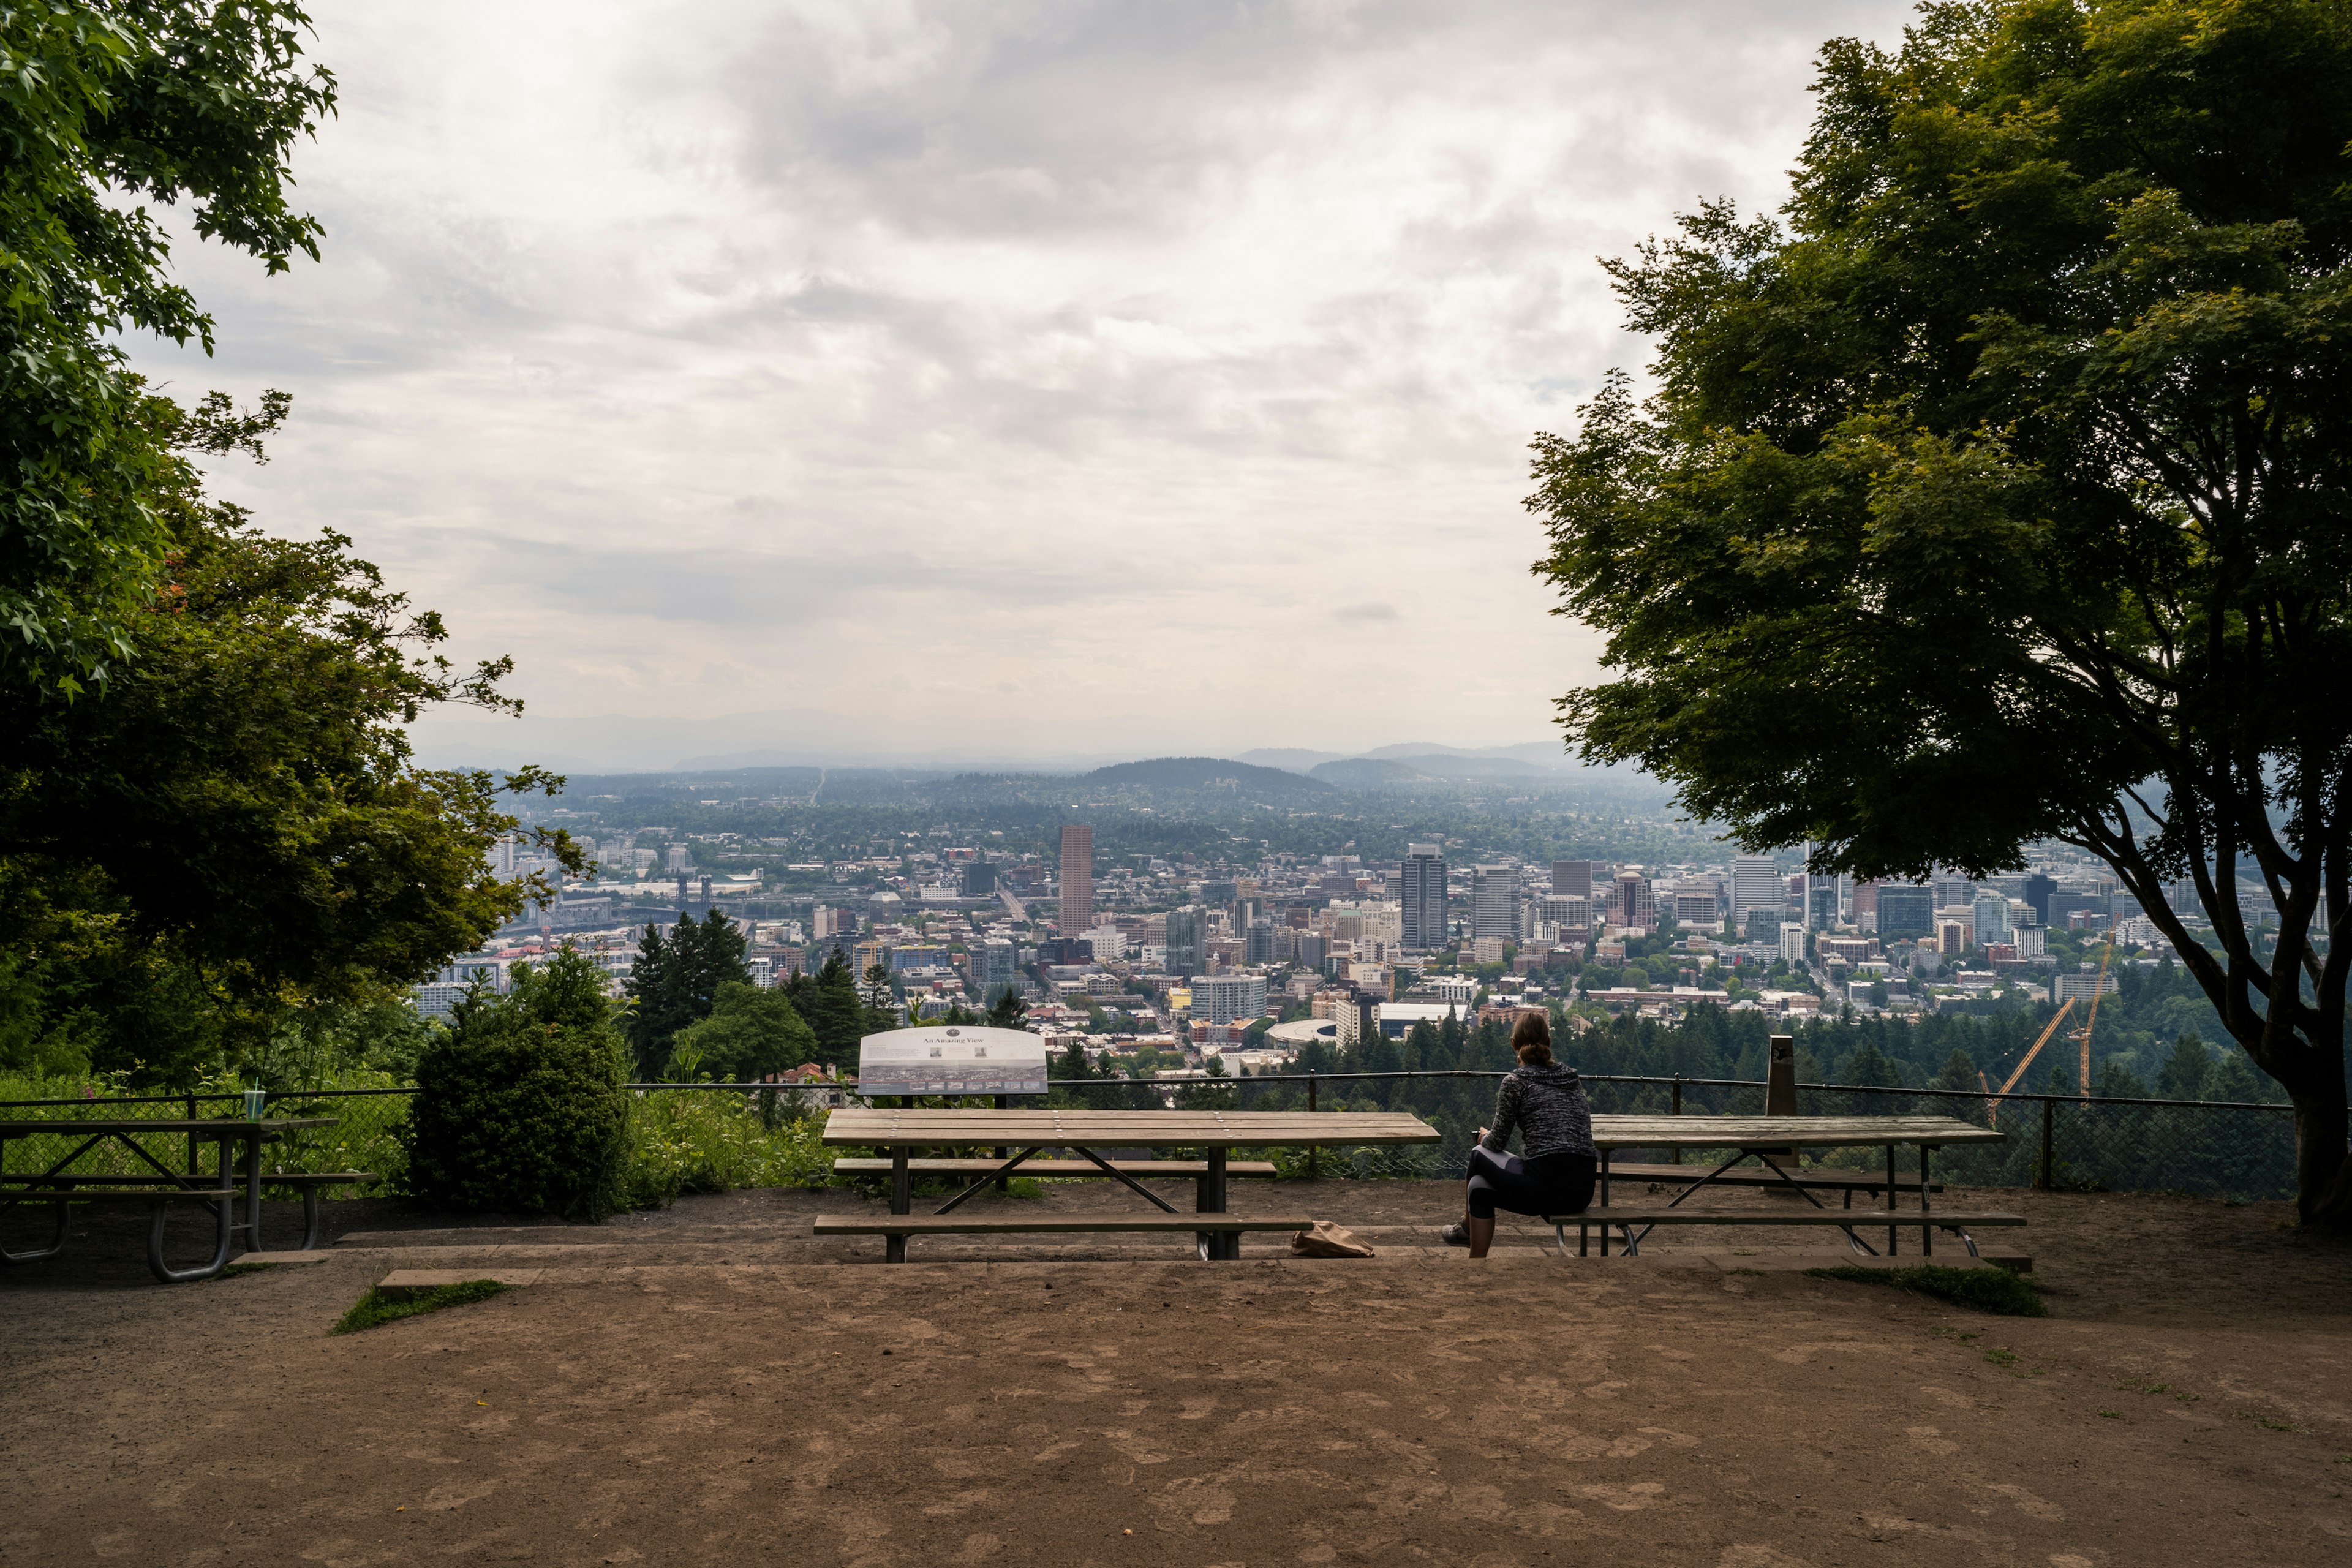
xmin=1465 ymin=1147 xmax=1597 ymax=1220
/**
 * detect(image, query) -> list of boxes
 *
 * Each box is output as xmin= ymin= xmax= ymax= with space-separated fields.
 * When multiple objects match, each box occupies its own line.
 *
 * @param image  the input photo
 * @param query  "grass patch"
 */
xmin=1805 ymin=1263 xmax=2048 ymax=1317
xmin=332 ymin=1279 xmax=509 ymax=1335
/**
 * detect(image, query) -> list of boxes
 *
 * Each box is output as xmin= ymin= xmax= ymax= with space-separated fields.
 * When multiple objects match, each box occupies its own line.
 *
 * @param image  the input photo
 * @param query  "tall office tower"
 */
xmin=1612 ymin=870 xmax=1656 ymax=930
xmin=1164 ymin=907 xmax=1205 ymax=977
xmin=1973 ymin=889 xmax=2013 ymax=948
xmin=2024 ymin=872 xmax=2056 ymax=924
xmin=1471 ymin=867 xmax=1520 ymax=941
xmin=1807 ymin=876 xmax=1841 ymax=930
xmin=1058 ymin=824 xmax=1093 ymax=935
xmin=1876 ymin=885 xmax=1935 ymax=938
xmin=1400 ymin=843 xmax=1448 ymax=951
xmin=1730 ymin=856 xmax=1782 ymax=929
xmin=972 ymin=939 xmax=1017 ymax=1003
xmin=1551 ymin=860 xmax=1595 ymax=900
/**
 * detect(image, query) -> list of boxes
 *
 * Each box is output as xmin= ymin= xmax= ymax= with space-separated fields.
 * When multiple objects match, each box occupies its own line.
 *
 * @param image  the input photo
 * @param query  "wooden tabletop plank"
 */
xmin=821 ymin=1109 xmax=1437 ymax=1147
xmin=1590 ymin=1115 xmax=2002 ymax=1147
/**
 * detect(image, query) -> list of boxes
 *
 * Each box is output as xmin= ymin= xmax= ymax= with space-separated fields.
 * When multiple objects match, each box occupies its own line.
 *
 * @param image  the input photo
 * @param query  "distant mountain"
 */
xmin=1360 ymin=741 xmax=1572 ymax=769
xmin=1234 ymin=747 xmax=1351 ymax=774
xmin=1309 ymin=757 xmax=1431 ymax=788
xmin=1080 ymin=757 xmax=1340 ymax=796
xmin=1388 ymin=754 xmax=1554 ymax=781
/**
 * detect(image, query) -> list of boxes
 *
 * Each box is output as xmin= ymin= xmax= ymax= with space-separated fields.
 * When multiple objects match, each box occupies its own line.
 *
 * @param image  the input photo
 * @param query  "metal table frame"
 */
xmin=0 ymin=1119 xmax=334 ymax=1283
xmin=1578 ymin=1115 xmax=2005 ymax=1259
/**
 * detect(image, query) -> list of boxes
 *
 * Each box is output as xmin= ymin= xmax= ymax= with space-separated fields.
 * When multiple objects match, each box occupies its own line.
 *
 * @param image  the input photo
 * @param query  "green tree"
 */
xmin=3 ymin=2 xmax=337 ymax=696
xmin=0 ymin=394 xmax=567 ymax=1082
xmin=986 ymin=989 xmax=1030 ymax=1031
xmin=1528 ymin=0 xmax=2352 ymax=1225
xmin=623 ymin=911 xmax=749 ymax=1077
xmin=403 ymin=947 xmax=629 ymax=1221
xmin=668 ymin=981 xmax=817 ymax=1082
xmin=782 ymin=951 xmax=867 ymax=1068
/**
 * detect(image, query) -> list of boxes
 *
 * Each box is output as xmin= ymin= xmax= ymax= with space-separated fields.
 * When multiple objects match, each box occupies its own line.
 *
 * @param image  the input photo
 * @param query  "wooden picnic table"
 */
xmin=0 ymin=1118 xmax=336 ymax=1282
xmin=1584 ymin=1113 xmax=2005 ymax=1257
xmin=823 ymin=1107 xmax=1436 ymax=1259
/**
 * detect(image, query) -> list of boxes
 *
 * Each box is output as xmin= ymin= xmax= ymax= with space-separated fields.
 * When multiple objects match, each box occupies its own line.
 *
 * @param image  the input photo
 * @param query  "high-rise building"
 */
xmin=971 ymin=939 xmax=1017 ymax=1003
xmin=1807 ymin=879 xmax=1841 ymax=930
xmin=957 ymin=861 xmax=997 ymax=897
xmin=1190 ymin=972 xmax=1268 ymax=1025
xmin=1731 ymin=857 xmax=1782 ymax=928
xmin=1058 ymin=824 xmax=1093 ymax=935
xmin=1164 ymin=907 xmax=1205 ymax=977
xmin=1471 ymin=867 xmax=1520 ymax=941
xmin=1877 ymin=885 xmax=1934 ymax=938
xmin=2024 ymin=873 xmax=2056 ymax=925
xmin=1400 ymin=843 xmax=1448 ymax=951
xmin=1245 ymin=919 xmax=1277 ymax=966
xmin=1973 ymin=889 xmax=2013 ymax=948
xmin=1551 ymin=860 xmax=1595 ymax=900
xmin=1611 ymin=870 xmax=1656 ymax=931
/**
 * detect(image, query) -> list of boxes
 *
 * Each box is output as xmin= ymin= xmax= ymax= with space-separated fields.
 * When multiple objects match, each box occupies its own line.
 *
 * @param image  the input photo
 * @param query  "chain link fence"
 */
xmin=0 ymin=1074 xmax=2301 ymax=1203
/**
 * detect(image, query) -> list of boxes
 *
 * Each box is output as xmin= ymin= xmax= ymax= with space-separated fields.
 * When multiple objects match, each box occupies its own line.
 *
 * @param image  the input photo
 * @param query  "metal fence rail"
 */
xmin=0 ymin=1072 xmax=2301 ymax=1202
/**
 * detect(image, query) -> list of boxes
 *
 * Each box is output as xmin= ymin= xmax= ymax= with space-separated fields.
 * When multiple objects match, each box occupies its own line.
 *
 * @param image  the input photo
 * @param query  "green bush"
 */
xmin=666 ymin=981 xmax=816 ymax=1081
xmin=403 ymin=948 xmax=629 ymax=1221
xmin=622 ymin=1088 xmax=834 ymax=1208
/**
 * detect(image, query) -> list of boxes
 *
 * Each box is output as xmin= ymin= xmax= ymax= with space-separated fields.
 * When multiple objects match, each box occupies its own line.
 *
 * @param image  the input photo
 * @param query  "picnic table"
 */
xmin=1583 ymin=1114 xmax=2008 ymax=1257
xmin=821 ymin=1107 xmax=1438 ymax=1261
xmin=0 ymin=1118 xmax=336 ymax=1282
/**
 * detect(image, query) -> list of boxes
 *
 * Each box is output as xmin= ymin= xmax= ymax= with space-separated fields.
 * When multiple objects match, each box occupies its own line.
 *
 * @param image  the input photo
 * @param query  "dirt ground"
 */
xmin=2 ymin=1180 xmax=2348 ymax=1567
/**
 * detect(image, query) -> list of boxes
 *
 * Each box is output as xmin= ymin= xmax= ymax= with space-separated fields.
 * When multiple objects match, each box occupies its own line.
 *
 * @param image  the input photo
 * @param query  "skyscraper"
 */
xmin=1877 ymin=885 xmax=1934 ymax=938
xmin=1058 ymin=824 xmax=1093 ymax=935
xmin=1164 ymin=907 xmax=1205 ymax=977
xmin=1471 ymin=867 xmax=1520 ymax=941
xmin=1400 ymin=843 xmax=1447 ymax=951
xmin=1551 ymin=860 xmax=1595 ymax=900
xmin=1611 ymin=869 xmax=1656 ymax=930
xmin=1973 ymin=889 xmax=2013 ymax=948
xmin=1731 ymin=856 xmax=1782 ymax=929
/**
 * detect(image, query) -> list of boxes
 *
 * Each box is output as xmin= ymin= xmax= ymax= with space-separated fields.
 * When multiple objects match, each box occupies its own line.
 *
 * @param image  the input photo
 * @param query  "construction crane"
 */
xmin=2070 ymin=918 xmax=2120 ymax=1101
xmin=1979 ymin=997 xmax=2076 ymax=1128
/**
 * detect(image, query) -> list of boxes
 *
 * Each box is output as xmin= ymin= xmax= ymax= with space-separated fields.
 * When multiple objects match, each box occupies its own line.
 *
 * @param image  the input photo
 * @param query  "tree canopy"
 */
xmin=1527 ymin=0 xmax=2352 ymax=1223
xmin=2 ymin=2 xmax=336 ymax=696
xmin=622 ymin=911 xmax=750 ymax=1078
xmin=0 ymin=388 xmax=570 ymax=1084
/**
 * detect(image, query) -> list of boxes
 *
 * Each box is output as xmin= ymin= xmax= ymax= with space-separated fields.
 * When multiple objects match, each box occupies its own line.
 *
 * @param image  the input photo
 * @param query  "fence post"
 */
xmin=1670 ymin=1076 xmax=1683 ymax=1165
xmin=1306 ymin=1074 xmax=1319 ymax=1181
xmin=187 ymin=1093 xmax=198 ymax=1175
xmin=2038 ymin=1098 xmax=2054 ymax=1191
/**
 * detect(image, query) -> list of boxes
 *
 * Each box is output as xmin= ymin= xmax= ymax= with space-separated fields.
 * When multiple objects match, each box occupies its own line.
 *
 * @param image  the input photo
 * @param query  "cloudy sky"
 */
xmin=134 ymin=0 xmax=1913 ymax=772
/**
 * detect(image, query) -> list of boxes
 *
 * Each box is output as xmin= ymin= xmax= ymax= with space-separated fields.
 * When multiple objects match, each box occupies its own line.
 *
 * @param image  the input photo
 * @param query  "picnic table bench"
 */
xmin=1559 ymin=1114 xmax=2012 ymax=1259
xmin=0 ymin=1118 xmax=346 ymax=1282
xmin=821 ymin=1107 xmax=1436 ymax=1261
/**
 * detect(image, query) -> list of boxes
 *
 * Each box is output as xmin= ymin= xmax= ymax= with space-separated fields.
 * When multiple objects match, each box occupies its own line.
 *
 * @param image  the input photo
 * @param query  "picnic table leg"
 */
xmin=1885 ymin=1143 xmax=1897 ymax=1257
xmin=1919 ymin=1145 xmax=1934 ymax=1257
xmin=1201 ymin=1146 xmax=1231 ymax=1260
xmin=887 ymin=1147 xmax=910 ymax=1263
xmin=1598 ymin=1151 xmax=1611 ymax=1256
xmin=993 ymin=1093 xmax=1009 ymax=1192
xmin=244 ymin=1131 xmax=263 ymax=1258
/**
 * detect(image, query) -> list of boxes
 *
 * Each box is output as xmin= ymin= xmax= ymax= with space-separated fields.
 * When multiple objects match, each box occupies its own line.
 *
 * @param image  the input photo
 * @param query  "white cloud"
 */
xmin=132 ymin=0 xmax=1916 ymax=768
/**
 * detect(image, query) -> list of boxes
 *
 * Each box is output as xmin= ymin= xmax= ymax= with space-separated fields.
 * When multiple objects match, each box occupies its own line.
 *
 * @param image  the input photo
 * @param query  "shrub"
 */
xmin=665 ymin=981 xmax=816 ymax=1081
xmin=403 ymin=948 xmax=630 ymax=1221
xmin=622 ymin=1088 xmax=833 ymax=1208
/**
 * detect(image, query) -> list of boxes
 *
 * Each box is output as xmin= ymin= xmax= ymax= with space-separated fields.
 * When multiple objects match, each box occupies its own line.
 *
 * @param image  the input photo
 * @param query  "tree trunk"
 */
xmin=2290 ymin=1080 xmax=2352 ymax=1228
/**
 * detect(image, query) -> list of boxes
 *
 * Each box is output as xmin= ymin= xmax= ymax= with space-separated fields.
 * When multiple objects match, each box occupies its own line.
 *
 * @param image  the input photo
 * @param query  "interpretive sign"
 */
xmin=856 ymin=1026 xmax=1050 ymax=1097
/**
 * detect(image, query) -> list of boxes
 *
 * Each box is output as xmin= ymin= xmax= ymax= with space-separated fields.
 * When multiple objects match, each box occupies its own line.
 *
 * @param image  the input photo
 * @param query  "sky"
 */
xmin=132 ymin=0 xmax=1916 ymax=772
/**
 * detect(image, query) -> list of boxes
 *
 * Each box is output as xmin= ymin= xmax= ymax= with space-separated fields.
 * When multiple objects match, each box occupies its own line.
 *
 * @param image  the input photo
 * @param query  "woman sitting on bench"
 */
xmin=1444 ymin=1013 xmax=1597 ymax=1257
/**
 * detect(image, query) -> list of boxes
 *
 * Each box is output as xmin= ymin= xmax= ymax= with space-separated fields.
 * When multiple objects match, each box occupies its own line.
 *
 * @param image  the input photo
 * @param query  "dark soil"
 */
xmin=2 ymin=1182 xmax=2347 ymax=1566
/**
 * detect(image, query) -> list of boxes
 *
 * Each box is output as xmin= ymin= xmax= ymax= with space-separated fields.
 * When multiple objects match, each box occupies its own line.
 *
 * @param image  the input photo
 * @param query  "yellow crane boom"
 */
xmin=2070 ymin=918 xmax=2120 ymax=1100
xmin=1985 ymin=997 xmax=2075 ymax=1127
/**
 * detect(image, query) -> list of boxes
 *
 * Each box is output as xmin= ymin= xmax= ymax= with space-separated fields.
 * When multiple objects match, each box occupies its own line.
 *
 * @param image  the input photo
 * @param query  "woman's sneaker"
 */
xmin=1440 ymin=1223 xmax=1470 ymax=1246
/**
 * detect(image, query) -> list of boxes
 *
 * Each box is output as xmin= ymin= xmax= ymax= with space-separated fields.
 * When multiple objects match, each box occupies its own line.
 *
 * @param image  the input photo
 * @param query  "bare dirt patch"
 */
xmin=2 ymin=1183 xmax=2346 ymax=1566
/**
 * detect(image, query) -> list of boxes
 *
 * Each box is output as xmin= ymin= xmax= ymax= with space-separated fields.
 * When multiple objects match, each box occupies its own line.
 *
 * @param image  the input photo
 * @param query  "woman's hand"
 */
xmin=1476 ymin=1127 xmax=1489 ymax=1140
